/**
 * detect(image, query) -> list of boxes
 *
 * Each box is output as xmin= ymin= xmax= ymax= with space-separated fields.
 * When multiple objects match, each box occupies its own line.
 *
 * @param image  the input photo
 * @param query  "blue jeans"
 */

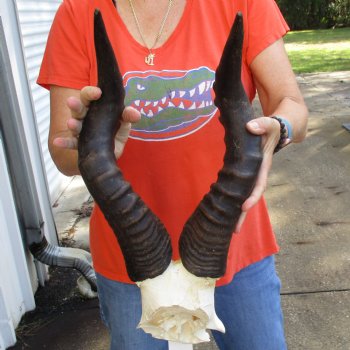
xmin=212 ymin=256 xmax=287 ymax=350
xmin=96 ymin=256 xmax=287 ymax=350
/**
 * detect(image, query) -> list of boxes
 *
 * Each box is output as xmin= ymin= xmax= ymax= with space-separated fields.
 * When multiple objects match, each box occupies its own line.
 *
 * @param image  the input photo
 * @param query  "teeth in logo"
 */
xmin=131 ymin=80 xmax=212 ymax=116
xmin=189 ymin=102 xmax=196 ymax=110
xmin=198 ymin=81 xmax=206 ymax=95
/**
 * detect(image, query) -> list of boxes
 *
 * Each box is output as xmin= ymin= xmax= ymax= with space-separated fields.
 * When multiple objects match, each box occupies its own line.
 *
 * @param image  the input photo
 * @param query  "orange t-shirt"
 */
xmin=38 ymin=0 xmax=289 ymax=286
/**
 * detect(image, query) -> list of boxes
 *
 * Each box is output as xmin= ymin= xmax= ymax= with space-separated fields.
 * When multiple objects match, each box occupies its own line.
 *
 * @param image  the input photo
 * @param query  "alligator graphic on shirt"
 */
xmin=123 ymin=66 xmax=217 ymax=141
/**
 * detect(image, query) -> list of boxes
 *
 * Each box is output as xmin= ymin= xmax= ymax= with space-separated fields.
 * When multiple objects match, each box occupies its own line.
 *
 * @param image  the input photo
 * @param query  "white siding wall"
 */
xmin=0 ymin=1 xmax=63 ymax=347
xmin=16 ymin=0 xmax=66 ymax=202
xmin=0 ymin=0 xmax=58 ymax=246
xmin=0 ymin=137 xmax=35 ymax=350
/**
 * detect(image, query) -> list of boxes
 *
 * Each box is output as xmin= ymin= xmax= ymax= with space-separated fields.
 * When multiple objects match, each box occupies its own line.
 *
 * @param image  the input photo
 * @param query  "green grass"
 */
xmin=284 ymin=27 xmax=350 ymax=73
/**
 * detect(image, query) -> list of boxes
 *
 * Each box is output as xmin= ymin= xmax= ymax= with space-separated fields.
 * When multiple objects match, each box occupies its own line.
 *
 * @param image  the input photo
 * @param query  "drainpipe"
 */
xmin=0 ymin=19 xmax=96 ymax=292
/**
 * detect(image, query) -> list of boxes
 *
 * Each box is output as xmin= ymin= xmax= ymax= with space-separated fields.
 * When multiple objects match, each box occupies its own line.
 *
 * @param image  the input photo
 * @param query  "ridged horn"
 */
xmin=179 ymin=13 xmax=263 ymax=278
xmin=78 ymin=9 xmax=172 ymax=282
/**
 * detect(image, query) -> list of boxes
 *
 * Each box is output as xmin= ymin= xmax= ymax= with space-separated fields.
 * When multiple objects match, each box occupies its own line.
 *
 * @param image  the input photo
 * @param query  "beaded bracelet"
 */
xmin=271 ymin=116 xmax=288 ymax=153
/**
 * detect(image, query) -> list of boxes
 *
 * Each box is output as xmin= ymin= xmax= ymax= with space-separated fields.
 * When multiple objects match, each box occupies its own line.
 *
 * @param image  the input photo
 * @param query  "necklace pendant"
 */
xmin=145 ymin=52 xmax=155 ymax=66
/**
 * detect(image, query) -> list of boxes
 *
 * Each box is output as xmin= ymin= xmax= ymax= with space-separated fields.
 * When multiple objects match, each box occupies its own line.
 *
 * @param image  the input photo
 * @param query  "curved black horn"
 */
xmin=78 ymin=10 xmax=172 ymax=282
xmin=179 ymin=13 xmax=263 ymax=278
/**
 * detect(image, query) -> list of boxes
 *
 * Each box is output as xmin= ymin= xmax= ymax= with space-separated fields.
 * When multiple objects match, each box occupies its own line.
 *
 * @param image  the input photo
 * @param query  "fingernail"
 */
xmin=249 ymin=121 xmax=259 ymax=130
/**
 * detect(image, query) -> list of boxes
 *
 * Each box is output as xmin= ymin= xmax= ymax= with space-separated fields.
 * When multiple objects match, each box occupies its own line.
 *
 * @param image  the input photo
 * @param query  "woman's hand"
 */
xmin=235 ymin=116 xmax=281 ymax=232
xmin=52 ymin=86 xmax=141 ymax=158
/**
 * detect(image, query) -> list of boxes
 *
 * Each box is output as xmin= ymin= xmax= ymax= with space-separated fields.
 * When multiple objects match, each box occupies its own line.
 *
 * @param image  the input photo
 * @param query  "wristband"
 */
xmin=271 ymin=116 xmax=293 ymax=153
xmin=278 ymin=116 xmax=293 ymax=141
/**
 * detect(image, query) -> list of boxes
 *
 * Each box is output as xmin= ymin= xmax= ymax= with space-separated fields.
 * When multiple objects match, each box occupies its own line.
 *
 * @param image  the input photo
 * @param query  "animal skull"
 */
xmin=137 ymin=260 xmax=224 ymax=344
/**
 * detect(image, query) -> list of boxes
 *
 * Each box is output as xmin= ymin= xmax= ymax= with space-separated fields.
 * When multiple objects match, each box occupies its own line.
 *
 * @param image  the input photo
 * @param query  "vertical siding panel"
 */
xmin=16 ymin=0 xmax=67 ymax=202
xmin=0 ymin=136 xmax=36 ymax=349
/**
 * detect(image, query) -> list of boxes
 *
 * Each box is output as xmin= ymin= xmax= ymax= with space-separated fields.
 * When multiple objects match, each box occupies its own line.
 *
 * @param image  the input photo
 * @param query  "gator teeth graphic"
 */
xmin=198 ymin=81 xmax=206 ymax=94
xmin=130 ymin=80 xmax=214 ymax=118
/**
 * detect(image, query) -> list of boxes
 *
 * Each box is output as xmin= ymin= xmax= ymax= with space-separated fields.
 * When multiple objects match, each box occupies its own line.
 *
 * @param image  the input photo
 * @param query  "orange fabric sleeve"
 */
xmin=246 ymin=0 xmax=290 ymax=65
xmin=37 ymin=1 xmax=91 ymax=90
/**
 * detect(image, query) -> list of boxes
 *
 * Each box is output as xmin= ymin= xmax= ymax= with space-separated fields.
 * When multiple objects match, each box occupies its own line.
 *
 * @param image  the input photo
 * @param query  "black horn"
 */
xmin=179 ymin=13 xmax=263 ymax=278
xmin=78 ymin=10 xmax=172 ymax=282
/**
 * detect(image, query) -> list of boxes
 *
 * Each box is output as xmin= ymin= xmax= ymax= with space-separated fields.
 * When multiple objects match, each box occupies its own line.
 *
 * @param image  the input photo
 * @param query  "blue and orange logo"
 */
xmin=123 ymin=67 xmax=217 ymax=141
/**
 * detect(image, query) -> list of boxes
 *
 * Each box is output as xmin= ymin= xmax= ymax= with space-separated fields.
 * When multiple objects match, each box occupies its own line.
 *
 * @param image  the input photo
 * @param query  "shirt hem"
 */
xmin=93 ymin=246 xmax=280 ymax=286
xmin=37 ymin=76 xmax=90 ymax=91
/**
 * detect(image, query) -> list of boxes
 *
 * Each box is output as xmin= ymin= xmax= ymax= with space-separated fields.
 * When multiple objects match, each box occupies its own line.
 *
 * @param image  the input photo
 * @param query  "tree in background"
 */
xmin=328 ymin=0 xmax=350 ymax=27
xmin=276 ymin=0 xmax=350 ymax=29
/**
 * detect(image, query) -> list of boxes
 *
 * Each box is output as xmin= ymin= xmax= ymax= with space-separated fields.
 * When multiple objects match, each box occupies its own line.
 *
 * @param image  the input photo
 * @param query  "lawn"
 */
xmin=284 ymin=27 xmax=350 ymax=73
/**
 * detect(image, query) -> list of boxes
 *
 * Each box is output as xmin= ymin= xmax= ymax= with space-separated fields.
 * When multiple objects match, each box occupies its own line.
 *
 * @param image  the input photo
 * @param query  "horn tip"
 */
xmin=235 ymin=11 xmax=243 ymax=24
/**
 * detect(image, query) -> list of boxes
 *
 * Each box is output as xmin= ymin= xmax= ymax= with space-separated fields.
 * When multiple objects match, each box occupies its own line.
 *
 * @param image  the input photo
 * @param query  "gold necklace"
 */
xmin=128 ymin=0 xmax=173 ymax=66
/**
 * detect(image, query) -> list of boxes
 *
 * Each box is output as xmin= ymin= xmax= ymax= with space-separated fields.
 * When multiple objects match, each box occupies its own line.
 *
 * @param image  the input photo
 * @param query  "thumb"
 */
xmin=246 ymin=117 xmax=276 ymax=135
xmin=122 ymin=106 xmax=141 ymax=123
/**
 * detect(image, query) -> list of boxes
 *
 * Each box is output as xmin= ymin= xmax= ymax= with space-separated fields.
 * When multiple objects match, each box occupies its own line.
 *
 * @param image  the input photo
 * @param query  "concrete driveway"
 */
xmin=267 ymin=71 xmax=350 ymax=349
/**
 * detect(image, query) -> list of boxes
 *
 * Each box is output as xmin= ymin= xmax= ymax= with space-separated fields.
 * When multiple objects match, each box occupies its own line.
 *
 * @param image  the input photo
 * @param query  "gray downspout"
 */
xmin=0 ymin=19 xmax=96 ymax=291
